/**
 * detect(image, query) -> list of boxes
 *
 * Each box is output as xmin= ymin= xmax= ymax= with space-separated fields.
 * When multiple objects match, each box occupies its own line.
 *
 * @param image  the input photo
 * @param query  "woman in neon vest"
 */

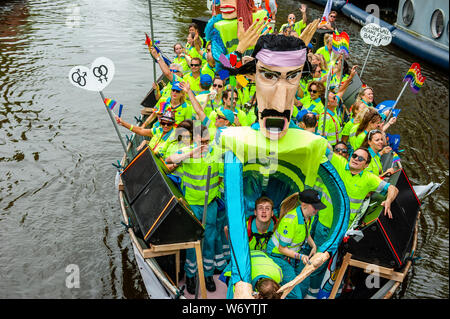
xmin=361 ymin=129 xmax=396 ymax=177
xmin=115 ymin=110 xmax=176 ymax=157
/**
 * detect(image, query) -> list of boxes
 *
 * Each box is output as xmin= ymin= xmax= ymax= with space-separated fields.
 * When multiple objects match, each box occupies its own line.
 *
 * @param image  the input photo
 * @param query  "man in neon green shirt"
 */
xmin=306 ymin=147 xmax=399 ymax=298
xmin=280 ymin=4 xmax=307 ymax=36
xmin=183 ymin=57 xmax=203 ymax=95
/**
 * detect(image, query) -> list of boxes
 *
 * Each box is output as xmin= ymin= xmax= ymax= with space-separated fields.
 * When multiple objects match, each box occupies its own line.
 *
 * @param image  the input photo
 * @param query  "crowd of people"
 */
xmin=117 ymin=2 xmax=402 ymax=299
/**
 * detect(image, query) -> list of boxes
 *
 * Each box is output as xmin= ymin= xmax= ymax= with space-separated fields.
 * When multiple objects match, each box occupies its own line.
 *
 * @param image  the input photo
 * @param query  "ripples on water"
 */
xmin=0 ymin=0 xmax=447 ymax=298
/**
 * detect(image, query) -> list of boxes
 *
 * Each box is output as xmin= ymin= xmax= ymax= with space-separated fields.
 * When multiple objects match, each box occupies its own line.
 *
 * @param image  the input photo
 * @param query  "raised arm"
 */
xmin=336 ymin=65 xmax=358 ymax=99
xmin=179 ymin=81 xmax=206 ymax=122
xmin=300 ymin=4 xmax=307 ymax=24
xmin=150 ymin=47 xmax=174 ymax=82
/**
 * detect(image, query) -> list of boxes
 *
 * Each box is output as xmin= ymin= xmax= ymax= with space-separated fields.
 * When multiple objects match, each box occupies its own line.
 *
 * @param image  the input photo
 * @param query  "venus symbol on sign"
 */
xmin=71 ymin=68 xmax=87 ymax=87
xmin=92 ymin=64 xmax=109 ymax=83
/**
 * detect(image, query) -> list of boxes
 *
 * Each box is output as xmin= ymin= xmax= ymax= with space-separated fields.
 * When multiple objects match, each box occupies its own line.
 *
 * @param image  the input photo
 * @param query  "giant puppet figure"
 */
xmin=205 ymin=0 xmax=271 ymax=72
xmin=218 ymin=20 xmax=351 ymax=298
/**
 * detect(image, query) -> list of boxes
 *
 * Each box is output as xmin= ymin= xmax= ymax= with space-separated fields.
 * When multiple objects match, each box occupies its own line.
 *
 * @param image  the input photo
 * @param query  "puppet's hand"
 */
xmin=236 ymin=17 xmax=271 ymax=54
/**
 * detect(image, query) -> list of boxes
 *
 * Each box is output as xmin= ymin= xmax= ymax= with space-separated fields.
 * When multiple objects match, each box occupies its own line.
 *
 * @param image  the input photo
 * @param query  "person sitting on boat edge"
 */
xmin=361 ymin=129 xmax=396 ymax=178
xmin=115 ymin=110 xmax=176 ymax=157
xmin=306 ymin=146 xmax=399 ymax=299
xmin=222 ymin=249 xmax=283 ymax=299
xmin=265 ymin=190 xmax=322 ymax=299
xmin=318 ymin=10 xmax=337 ymax=31
xmin=279 ymin=3 xmax=307 ymax=36
xmin=165 ymin=124 xmax=221 ymax=294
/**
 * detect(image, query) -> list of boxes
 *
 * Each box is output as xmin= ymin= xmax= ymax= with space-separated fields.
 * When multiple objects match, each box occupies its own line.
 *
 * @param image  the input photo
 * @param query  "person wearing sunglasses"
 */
xmin=361 ymin=129 xmax=397 ymax=177
xmin=193 ymin=74 xmax=215 ymax=118
xmin=165 ymin=124 xmax=221 ymax=294
xmin=300 ymin=80 xmax=325 ymax=116
xmin=182 ymin=57 xmax=203 ymax=95
xmin=116 ymin=110 xmax=176 ymax=157
xmin=159 ymin=81 xmax=192 ymax=125
xmin=280 ymin=4 xmax=307 ymax=36
xmin=318 ymin=11 xmax=337 ymax=31
xmin=333 ymin=141 xmax=349 ymax=159
xmin=162 ymin=119 xmax=194 ymax=173
xmin=307 ymin=146 xmax=398 ymax=298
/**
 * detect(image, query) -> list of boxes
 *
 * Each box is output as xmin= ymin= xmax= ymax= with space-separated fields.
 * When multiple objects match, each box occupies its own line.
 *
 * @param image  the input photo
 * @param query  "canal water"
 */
xmin=0 ymin=0 xmax=448 ymax=298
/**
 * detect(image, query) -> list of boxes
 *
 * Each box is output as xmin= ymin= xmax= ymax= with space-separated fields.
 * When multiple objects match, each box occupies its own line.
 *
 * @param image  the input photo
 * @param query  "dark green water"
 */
xmin=0 ymin=0 xmax=447 ymax=298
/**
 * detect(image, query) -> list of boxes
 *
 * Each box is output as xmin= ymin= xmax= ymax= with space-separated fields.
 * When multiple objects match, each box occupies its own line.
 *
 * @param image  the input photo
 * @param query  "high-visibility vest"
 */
xmin=280 ymin=19 xmax=306 ymax=35
xmin=365 ymin=146 xmax=383 ymax=176
xmin=316 ymin=45 xmax=331 ymax=64
xmin=318 ymin=108 xmax=343 ymax=146
xmin=246 ymin=215 xmax=277 ymax=251
xmin=182 ymin=73 xmax=202 ymax=95
xmin=181 ymin=147 xmax=220 ymax=205
xmin=348 ymin=125 xmax=367 ymax=151
xmin=266 ymin=206 xmax=312 ymax=256
xmin=148 ymin=128 xmax=175 ymax=157
xmin=224 ymin=250 xmax=283 ymax=288
xmin=301 ymin=96 xmax=324 ymax=115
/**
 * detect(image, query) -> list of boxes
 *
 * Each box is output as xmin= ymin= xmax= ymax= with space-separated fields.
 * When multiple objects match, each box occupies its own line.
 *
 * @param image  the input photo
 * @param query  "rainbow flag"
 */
xmin=403 ymin=63 xmax=426 ymax=93
xmin=332 ymin=30 xmax=349 ymax=57
xmin=104 ymin=98 xmax=117 ymax=110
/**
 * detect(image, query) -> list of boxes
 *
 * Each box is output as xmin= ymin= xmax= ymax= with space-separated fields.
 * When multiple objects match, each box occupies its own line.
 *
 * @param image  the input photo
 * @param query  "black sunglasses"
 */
xmin=335 ymin=148 xmax=348 ymax=153
xmin=191 ymin=63 xmax=200 ymax=67
xmin=160 ymin=121 xmax=174 ymax=126
xmin=351 ymin=153 xmax=367 ymax=162
xmin=308 ymin=89 xmax=318 ymax=93
xmin=213 ymin=83 xmax=223 ymax=88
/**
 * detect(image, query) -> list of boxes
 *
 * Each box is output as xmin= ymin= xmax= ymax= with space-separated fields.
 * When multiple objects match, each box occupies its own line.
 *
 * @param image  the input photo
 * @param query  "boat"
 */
xmin=115 ymin=81 xmax=440 ymax=300
xmin=307 ymin=0 xmax=449 ymax=70
xmin=114 ymin=6 xmax=441 ymax=300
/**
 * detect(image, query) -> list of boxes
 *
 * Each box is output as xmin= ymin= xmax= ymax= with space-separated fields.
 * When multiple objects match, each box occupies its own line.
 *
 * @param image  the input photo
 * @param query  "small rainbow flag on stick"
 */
xmin=332 ymin=30 xmax=349 ymax=57
xmin=403 ymin=62 xmax=426 ymax=93
xmin=104 ymin=98 xmax=118 ymax=110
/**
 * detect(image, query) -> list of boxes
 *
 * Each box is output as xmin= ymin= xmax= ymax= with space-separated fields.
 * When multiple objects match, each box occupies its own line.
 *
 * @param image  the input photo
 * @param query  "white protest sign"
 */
xmin=68 ymin=57 xmax=115 ymax=92
xmin=360 ymin=23 xmax=392 ymax=46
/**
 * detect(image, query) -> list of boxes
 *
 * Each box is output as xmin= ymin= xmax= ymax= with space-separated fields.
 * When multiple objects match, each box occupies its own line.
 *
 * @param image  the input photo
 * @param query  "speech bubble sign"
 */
xmin=360 ymin=23 xmax=392 ymax=46
xmin=68 ymin=57 xmax=115 ymax=92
